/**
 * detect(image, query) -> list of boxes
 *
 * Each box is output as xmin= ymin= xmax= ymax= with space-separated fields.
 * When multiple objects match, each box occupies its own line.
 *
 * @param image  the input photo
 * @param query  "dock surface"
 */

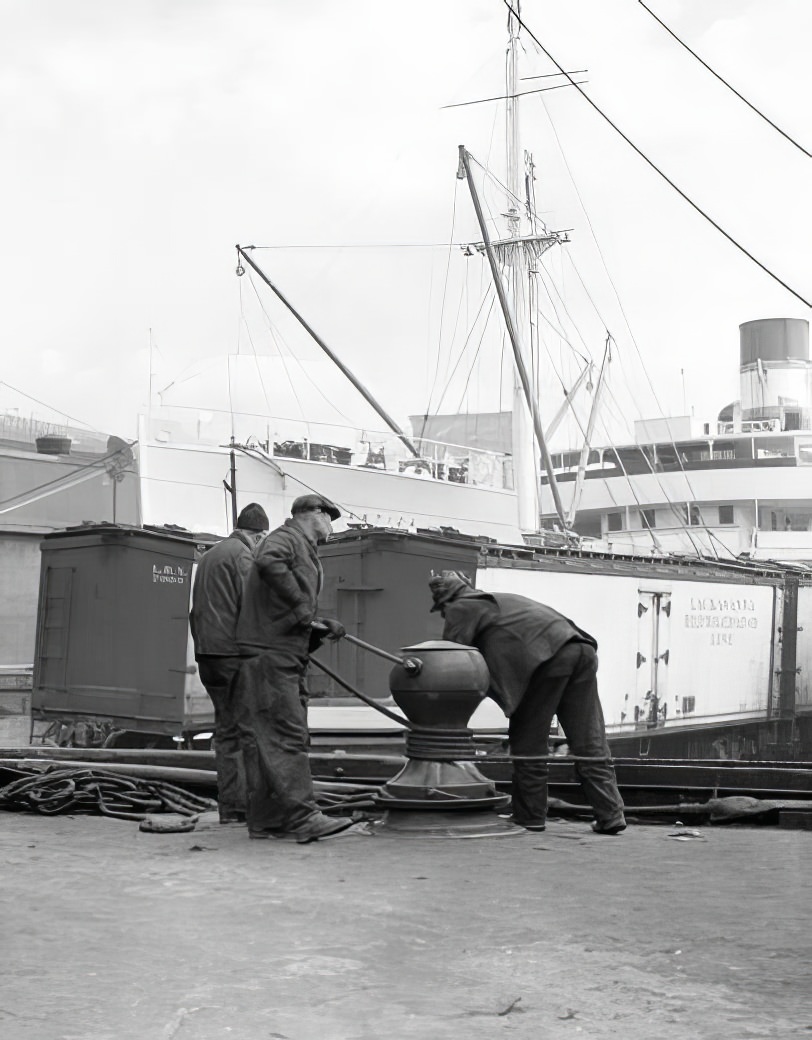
xmin=2 ymin=812 xmax=810 ymax=1039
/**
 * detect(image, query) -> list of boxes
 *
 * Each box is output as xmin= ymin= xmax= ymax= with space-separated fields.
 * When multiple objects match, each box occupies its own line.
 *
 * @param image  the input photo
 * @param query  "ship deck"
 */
xmin=2 ymin=808 xmax=809 ymax=1039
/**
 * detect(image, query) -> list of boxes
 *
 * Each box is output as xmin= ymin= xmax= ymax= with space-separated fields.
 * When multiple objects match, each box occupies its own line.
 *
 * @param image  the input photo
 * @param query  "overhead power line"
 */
xmin=638 ymin=0 xmax=811 ymax=159
xmin=501 ymin=1 xmax=811 ymax=309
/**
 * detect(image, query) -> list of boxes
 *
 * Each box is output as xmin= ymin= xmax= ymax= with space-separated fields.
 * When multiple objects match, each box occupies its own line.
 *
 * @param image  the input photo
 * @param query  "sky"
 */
xmin=1 ymin=0 xmax=809 ymax=453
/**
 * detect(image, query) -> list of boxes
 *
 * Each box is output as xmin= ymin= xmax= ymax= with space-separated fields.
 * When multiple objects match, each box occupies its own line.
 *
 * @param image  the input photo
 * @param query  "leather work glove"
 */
xmin=314 ymin=617 xmax=345 ymax=641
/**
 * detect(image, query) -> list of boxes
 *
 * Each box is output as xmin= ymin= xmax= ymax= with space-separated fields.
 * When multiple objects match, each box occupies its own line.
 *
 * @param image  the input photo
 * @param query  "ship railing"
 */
xmin=596 ymin=524 xmax=745 ymax=557
xmin=142 ymin=410 xmax=512 ymax=491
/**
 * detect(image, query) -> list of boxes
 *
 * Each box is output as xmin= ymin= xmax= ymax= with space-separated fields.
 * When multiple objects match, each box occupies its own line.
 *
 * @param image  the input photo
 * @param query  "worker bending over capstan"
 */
xmin=428 ymin=570 xmax=626 ymax=835
xmin=235 ymin=494 xmax=352 ymax=843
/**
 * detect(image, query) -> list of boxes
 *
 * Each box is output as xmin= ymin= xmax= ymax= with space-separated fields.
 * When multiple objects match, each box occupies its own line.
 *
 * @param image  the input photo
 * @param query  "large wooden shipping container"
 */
xmin=32 ymin=525 xmax=214 ymax=741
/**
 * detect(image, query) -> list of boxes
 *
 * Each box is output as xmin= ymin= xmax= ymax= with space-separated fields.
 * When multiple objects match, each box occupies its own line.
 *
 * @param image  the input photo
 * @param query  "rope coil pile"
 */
xmin=0 ymin=767 xmax=218 ymax=820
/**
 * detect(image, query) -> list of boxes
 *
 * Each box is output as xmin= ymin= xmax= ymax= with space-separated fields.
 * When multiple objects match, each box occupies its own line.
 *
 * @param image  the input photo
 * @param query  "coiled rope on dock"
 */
xmin=0 ymin=766 xmax=218 ymax=820
xmin=0 ymin=764 xmax=384 ymax=820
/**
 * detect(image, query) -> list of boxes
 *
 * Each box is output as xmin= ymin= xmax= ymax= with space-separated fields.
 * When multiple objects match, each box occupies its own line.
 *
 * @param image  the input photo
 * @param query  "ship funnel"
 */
xmin=739 ymin=318 xmax=811 ymax=427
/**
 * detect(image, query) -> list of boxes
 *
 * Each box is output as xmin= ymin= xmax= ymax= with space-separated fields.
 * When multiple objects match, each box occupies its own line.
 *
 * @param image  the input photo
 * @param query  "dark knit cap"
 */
xmin=236 ymin=502 xmax=270 ymax=532
xmin=429 ymin=570 xmax=474 ymax=611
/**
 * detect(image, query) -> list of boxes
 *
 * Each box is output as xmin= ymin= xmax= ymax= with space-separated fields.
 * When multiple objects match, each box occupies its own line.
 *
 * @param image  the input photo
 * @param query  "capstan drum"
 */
xmin=387 ymin=640 xmax=490 ymax=730
xmin=375 ymin=641 xmax=517 ymax=834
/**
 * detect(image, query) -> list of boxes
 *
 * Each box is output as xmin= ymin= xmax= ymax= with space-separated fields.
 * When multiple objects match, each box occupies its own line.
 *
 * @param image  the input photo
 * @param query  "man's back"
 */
xmin=442 ymin=590 xmax=595 ymax=715
xmin=190 ymin=531 xmax=255 ymax=657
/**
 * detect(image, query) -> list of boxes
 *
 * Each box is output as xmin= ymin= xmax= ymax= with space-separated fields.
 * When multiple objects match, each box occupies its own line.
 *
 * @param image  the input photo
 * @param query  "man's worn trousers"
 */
xmin=508 ymin=641 xmax=625 ymax=828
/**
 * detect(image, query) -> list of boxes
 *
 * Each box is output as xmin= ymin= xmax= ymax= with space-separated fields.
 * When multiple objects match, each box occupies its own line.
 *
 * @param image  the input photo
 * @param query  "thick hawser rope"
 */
xmin=0 ymin=765 xmax=383 ymax=819
xmin=0 ymin=766 xmax=218 ymax=819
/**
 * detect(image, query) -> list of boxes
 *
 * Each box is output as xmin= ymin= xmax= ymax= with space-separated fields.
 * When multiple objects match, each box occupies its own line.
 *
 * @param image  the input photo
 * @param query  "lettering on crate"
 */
xmin=684 ymin=595 xmax=758 ymax=645
xmin=152 ymin=564 xmax=188 ymax=585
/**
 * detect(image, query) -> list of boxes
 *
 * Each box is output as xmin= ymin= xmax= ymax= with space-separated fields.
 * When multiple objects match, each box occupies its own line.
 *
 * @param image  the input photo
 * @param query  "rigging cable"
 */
xmin=594 ymin=384 xmax=717 ymax=558
xmin=502 ymin=0 xmax=811 ymax=308
xmin=468 ymin=153 xmax=544 ymax=239
xmin=638 ymin=0 xmax=810 ymax=159
xmin=433 ymin=290 xmax=496 ymax=416
xmin=244 ymin=270 xmax=362 ymax=436
xmin=530 ymin=78 xmax=729 ymax=534
xmin=0 ymin=441 xmax=137 ymax=514
xmin=0 ymin=382 xmax=101 ymax=433
xmin=588 ymin=408 xmax=686 ymax=557
xmin=420 ymin=179 xmax=461 ymax=443
xmin=244 ymin=272 xmax=308 ymax=434
xmin=534 ymin=263 xmax=593 ymax=364
xmin=440 ymin=77 xmax=589 ymax=110
xmin=606 ymin=340 xmax=713 ymax=526
xmin=450 ymin=299 xmax=499 ymax=415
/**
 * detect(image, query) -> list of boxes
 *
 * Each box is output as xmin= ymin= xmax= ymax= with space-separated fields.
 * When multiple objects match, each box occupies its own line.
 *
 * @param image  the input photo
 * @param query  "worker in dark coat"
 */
xmin=429 ymin=570 xmax=626 ymax=834
xmin=235 ymin=494 xmax=354 ymax=843
xmin=189 ymin=502 xmax=269 ymax=824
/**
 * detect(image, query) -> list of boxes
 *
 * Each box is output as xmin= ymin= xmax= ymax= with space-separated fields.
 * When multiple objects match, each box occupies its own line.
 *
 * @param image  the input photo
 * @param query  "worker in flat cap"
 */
xmin=190 ymin=502 xmax=270 ymax=824
xmin=235 ymin=493 xmax=354 ymax=843
xmin=428 ymin=570 xmax=626 ymax=835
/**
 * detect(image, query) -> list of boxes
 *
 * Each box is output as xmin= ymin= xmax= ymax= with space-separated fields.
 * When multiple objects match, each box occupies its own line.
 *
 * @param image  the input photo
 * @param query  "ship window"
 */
xmin=573 ymin=516 xmax=602 ymax=538
xmin=682 ymin=696 xmax=695 ymax=714
xmin=784 ymin=514 xmax=811 ymax=532
xmin=718 ymin=505 xmax=734 ymax=525
xmin=798 ymin=444 xmax=812 ymax=465
xmin=607 ymin=512 xmax=623 ymax=532
xmin=754 ymin=436 xmax=793 ymax=459
xmin=641 ymin=509 xmax=656 ymax=529
xmin=681 ymin=504 xmax=702 ymax=526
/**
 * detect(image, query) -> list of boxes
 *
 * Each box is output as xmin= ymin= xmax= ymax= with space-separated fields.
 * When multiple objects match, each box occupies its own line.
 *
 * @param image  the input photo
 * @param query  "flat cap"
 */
xmin=291 ymin=493 xmax=341 ymax=521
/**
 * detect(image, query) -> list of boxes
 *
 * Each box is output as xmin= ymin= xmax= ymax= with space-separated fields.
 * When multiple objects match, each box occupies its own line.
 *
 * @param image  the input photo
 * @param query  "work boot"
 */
xmin=503 ymin=816 xmax=546 ymax=832
xmin=249 ymin=813 xmax=355 ymax=844
xmin=591 ymin=814 xmax=627 ymax=835
xmin=219 ymin=811 xmax=247 ymax=825
xmin=288 ymin=813 xmax=356 ymax=844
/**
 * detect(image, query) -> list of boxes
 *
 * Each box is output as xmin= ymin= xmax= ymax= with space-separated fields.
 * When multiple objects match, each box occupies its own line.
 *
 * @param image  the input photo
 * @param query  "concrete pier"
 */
xmin=2 ymin=811 xmax=810 ymax=1038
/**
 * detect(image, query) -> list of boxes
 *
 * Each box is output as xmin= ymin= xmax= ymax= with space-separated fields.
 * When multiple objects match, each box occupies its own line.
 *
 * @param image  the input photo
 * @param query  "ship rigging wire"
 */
xmin=240 ymin=268 xmax=364 ymax=438
xmin=432 ymin=291 xmax=496 ymax=417
xmin=439 ymin=76 xmax=588 ymax=110
xmin=522 ymin=73 xmax=738 ymax=545
xmin=420 ymin=180 xmax=461 ymax=442
xmin=502 ymin=0 xmax=811 ymax=309
xmin=436 ymin=82 xmax=740 ymax=556
xmin=243 ymin=273 xmax=307 ymax=433
xmin=0 ymin=381 xmax=100 ymax=434
xmin=448 ymin=299 xmax=499 ymax=416
xmin=0 ymin=441 xmax=137 ymax=514
xmin=638 ymin=0 xmax=810 ymax=159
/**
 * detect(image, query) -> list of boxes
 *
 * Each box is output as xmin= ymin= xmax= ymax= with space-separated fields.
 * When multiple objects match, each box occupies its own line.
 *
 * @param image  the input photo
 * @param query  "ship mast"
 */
xmin=459 ymin=6 xmax=567 ymax=532
xmin=505 ymin=6 xmax=539 ymax=532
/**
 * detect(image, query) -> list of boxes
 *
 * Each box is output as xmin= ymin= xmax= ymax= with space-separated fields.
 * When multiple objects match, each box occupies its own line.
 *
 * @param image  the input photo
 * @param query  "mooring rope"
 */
xmin=0 ymin=766 xmax=218 ymax=819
